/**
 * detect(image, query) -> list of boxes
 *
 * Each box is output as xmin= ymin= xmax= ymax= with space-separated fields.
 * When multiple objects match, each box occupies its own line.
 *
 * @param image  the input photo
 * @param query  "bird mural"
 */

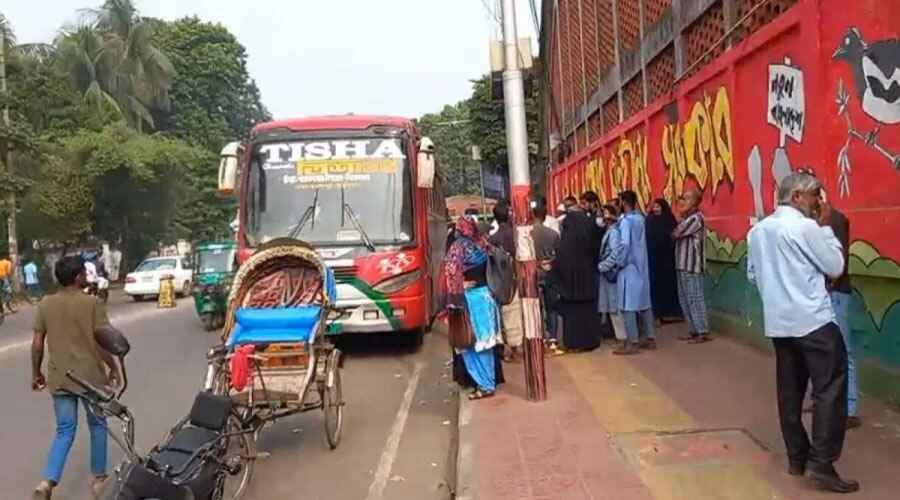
xmin=834 ymin=28 xmax=900 ymax=125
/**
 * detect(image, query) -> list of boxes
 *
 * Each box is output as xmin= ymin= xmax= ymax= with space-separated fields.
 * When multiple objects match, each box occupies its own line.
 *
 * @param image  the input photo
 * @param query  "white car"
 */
xmin=124 ymin=256 xmax=193 ymax=301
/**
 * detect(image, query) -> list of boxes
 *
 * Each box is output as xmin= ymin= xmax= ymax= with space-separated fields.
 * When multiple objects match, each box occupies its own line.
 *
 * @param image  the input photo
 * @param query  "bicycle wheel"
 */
xmin=214 ymin=414 xmax=255 ymax=500
xmin=323 ymin=350 xmax=344 ymax=449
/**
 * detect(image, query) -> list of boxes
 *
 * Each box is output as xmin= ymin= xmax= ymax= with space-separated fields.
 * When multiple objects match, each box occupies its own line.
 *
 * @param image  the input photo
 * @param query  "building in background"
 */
xmin=540 ymin=0 xmax=900 ymax=403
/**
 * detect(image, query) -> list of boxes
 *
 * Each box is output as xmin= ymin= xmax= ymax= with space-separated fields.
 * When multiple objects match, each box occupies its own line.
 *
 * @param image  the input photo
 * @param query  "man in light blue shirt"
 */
xmin=24 ymin=259 xmax=41 ymax=302
xmin=613 ymin=191 xmax=655 ymax=355
xmin=747 ymin=172 xmax=857 ymax=493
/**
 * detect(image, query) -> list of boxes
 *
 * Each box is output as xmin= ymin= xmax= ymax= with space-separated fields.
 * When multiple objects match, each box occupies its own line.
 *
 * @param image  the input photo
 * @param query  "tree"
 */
xmin=56 ymin=0 xmax=174 ymax=131
xmin=467 ymin=74 xmax=539 ymax=181
xmin=419 ymin=75 xmax=539 ymax=197
xmin=37 ymin=123 xmax=211 ymax=267
xmin=418 ymin=102 xmax=479 ymax=196
xmin=152 ymin=17 xmax=270 ymax=241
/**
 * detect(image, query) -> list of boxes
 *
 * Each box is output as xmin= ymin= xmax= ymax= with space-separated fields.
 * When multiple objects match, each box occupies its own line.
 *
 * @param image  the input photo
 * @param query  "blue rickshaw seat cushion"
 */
xmin=226 ymin=307 xmax=322 ymax=347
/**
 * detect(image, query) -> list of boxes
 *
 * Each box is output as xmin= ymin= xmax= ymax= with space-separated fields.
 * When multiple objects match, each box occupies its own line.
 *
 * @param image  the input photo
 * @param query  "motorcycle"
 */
xmin=85 ymin=278 xmax=110 ymax=304
xmin=192 ymin=243 xmax=237 ymax=332
xmin=67 ymin=327 xmax=254 ymax=499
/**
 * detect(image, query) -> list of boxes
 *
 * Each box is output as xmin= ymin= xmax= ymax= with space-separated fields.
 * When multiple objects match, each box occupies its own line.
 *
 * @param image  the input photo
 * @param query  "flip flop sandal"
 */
xmin=468 ymin=390 xmax=495 ymax=400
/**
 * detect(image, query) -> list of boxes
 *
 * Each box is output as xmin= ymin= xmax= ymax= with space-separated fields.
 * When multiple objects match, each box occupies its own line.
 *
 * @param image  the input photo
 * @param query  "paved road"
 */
xmin=0 ymin=291 xmax=457 ymax=500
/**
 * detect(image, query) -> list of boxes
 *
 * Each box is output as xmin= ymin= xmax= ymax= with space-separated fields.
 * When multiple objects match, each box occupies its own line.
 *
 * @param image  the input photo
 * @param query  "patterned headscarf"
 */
xmin=443 ymin=216 xmax=489 ymax=306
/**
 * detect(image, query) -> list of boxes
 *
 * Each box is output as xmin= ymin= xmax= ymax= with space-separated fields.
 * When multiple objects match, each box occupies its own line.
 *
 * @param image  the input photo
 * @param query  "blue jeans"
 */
xmin=44 ymin=394 xmax=108 ymax=483
xmin=622 ymin=308 xmax=656 ymax=342
xmin=830 ymin=291 xmax=858 ymax=416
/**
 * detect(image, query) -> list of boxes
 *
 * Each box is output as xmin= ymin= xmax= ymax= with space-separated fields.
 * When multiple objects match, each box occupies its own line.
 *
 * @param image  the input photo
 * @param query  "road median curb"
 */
xmin=454 ymin=389 xmax=477 ymax=500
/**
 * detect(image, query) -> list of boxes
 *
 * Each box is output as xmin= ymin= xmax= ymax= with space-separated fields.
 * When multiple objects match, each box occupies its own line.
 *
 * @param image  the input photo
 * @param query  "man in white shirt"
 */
xmin=747 ymin=172 xmax=857 ymax=493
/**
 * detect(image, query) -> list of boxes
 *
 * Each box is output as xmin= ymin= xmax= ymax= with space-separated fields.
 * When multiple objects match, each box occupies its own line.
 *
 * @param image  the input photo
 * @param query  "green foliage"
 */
xmin=2 ymin=5 xmax=269 ymax=262
xmin=467 ymin=75 xmax=540 ymax=174
xmin=36 ymin=123 xmax=210 ymax=261
xmin=418 ymin=102 xmax=479 ymax=195
xmin=153 ymin=17 xmax=270 ymax=149
xmin=152 ymin=16 xmax=270 ymax=240
xmin=55 ymin=0 xmax=174 ymax=131
xmin=419 ymin=74 xmax=539 ymax=196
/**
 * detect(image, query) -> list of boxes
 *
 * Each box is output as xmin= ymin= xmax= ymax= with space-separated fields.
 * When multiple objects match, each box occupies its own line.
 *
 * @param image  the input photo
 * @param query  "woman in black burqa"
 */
xmin=645 ymin=198 xmax=682 ymax=322
xmin=553 ymin=198 xmax=602 ymax=351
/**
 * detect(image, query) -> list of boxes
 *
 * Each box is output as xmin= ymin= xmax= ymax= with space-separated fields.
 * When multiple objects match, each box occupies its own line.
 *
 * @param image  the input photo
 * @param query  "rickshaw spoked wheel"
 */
xmin=323 ymin=349 xmax=344 ymax=450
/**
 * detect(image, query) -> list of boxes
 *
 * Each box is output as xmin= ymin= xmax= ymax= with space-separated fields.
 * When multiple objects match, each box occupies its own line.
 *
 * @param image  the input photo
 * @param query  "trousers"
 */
xmin=676 ymin=271 xmax=709 ymax=335
xmin=830 ymin=291 xmax=858 ymax=416
xmin=771 ymin=323 xmax=848 ymax=473
xmin=44 ymin=394 xmax=108 ymax=483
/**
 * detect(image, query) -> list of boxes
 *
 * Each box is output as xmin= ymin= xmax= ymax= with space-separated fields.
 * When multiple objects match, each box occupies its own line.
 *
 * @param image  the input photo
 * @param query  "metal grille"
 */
xmin=623 ymin=73 xmax=645 ymax=120
xmin=568 ymin=0 xmax=586 ymax=109
xmin=574 ymin=124 xmax=584 ymax=151
xmin=598 ymin=0 xmax=616 ymax=70
xmin=683 ymin=0 xmax=726 ymax=78
xmin=560 ymin=0 xmax=574 ymax=118
xmin=331 ymin=266 xmax=358 ymax=283
xmin=647 ymin=43 xmax=676 ymax=103
xmin=617 ymin=0 xmax=641 ymax=50
xmin=566 ymin=135 xmax=576 ymax=158
xmin=736 ymin=0 xmax=799 ymax=42
xmin=643 ymin=0 xmax=672 ymax=28
xmin=603 ymin=96 xmax=620 ymax=129
xmin=589 ymin=110 xmax=603 ymax=137
xmin=581 ymin=0 xmax=600 ymax=98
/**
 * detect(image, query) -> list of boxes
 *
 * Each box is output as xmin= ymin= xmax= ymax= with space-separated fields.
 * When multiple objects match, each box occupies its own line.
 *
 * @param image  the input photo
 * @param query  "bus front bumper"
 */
xmin=330 ymin=295 xmax=426 ymax=334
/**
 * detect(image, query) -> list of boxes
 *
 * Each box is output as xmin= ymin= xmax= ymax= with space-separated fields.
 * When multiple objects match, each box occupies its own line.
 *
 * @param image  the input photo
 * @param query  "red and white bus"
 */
xmin=218 ymin=116 xmax=447 ymax=340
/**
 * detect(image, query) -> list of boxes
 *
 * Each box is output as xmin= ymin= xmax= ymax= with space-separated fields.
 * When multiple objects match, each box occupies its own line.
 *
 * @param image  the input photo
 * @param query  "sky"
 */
xmin=2 ymin=0 xmax=539 ymax=120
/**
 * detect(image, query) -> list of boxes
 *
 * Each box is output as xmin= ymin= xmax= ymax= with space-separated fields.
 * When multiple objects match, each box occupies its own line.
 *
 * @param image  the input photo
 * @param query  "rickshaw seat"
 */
xmin=226 ymin=306 xmax=322 ymax=347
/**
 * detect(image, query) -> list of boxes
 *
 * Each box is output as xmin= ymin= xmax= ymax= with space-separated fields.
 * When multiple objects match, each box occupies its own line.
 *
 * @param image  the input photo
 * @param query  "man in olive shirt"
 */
xmin=31 ymin=256 xmax=117 ymax=499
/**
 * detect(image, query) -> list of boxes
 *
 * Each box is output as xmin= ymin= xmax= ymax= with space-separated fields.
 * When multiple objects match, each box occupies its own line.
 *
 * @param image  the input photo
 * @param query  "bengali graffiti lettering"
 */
xmin=662 ymin=86 xmax=735 ymax=203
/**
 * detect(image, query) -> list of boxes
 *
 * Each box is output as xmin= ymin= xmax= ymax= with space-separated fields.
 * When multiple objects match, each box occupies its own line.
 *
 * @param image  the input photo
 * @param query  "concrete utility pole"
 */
xmin=500 ymin=0 xmax=547 ymax=401
xmin=0 ymin=33 xmax=19 ymax=293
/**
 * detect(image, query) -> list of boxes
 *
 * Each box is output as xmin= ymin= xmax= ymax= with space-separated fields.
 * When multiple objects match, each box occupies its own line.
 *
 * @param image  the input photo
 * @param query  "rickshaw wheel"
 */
xmin=212 ymin=414 xmax=255 ymax=500
xmin=323 ymin=349 xmax=344 ymax=449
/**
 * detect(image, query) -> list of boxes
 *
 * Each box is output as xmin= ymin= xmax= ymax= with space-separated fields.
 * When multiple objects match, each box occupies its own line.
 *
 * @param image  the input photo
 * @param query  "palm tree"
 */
xmin=57 ymin=0 xmax=174 ymax=131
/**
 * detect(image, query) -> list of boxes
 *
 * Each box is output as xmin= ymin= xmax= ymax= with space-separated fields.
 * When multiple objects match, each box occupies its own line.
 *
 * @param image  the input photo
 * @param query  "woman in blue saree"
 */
xmin=444 ymin=217 xmax=504 ymax=400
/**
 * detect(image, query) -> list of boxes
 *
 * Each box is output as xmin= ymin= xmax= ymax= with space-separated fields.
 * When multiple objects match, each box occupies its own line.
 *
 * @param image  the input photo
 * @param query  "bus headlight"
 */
xmin=372 ymin=269 xmax=421 ymax=295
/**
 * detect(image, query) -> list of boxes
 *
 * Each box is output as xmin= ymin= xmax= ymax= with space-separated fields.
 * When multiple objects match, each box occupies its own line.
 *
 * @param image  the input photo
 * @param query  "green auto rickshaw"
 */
xmin=192 ymin=241 xmax=237 ymax=331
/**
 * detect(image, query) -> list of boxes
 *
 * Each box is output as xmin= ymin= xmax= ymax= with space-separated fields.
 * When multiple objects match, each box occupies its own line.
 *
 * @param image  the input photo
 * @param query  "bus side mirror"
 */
xmin=218 ymin=142 xmax=243 ymax=197
xmin=417 ymin=137 xmax=435 ymax=188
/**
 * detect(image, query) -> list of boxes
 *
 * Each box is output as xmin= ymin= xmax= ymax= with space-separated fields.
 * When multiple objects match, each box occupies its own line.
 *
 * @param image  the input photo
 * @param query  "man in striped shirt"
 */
xmin=672 ymin=189 xmax=711 ymax=343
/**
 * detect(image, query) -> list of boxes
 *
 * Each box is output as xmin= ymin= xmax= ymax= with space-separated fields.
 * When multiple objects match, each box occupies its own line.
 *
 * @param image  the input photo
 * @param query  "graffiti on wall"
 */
xmin=661 ymin=87 xmax=735 ymax=205
xmin=834 ymin=28 xmax=900 ymax=196
xmin=749 ymin=58 xmax=805 ymax=219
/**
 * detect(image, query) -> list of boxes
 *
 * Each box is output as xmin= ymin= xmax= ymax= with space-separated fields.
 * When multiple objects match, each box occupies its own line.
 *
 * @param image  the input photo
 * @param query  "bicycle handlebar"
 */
xmin=66 ymin=371 xmax=114 ymax=403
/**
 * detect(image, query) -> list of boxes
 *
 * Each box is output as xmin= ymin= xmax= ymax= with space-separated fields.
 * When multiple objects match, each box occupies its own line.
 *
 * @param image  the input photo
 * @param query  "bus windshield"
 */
xmin=245 ymin=136 xmax=414 ymax=247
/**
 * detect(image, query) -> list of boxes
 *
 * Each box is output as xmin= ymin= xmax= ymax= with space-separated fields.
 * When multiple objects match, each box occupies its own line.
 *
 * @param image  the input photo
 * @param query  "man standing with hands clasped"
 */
xmin=748 ymin=172 xmax=858 ymax=493
xmin=31 ymin=256 xmax=118 ymax=499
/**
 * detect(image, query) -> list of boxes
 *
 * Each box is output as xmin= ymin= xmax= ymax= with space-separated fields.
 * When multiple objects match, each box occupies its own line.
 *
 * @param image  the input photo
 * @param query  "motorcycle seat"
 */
xmin=152 ymin=392 xmax=233 ymax=477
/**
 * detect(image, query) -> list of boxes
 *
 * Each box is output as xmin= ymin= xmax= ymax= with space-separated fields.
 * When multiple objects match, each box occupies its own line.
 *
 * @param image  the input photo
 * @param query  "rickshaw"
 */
xmin=204 ymin=238 xmax=345 ymax=451
xmin=193 ymin=242 xmax=238 ymax=331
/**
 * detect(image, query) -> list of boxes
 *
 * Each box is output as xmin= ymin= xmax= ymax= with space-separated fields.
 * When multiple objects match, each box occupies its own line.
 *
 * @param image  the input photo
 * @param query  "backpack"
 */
xmin=486 ymin=246 xmax=517 ymax=305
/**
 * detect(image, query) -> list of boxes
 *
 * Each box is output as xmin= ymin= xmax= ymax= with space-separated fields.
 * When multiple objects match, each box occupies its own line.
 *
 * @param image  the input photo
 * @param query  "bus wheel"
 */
xmin=408 ymin=328 xmax=425 ymax=349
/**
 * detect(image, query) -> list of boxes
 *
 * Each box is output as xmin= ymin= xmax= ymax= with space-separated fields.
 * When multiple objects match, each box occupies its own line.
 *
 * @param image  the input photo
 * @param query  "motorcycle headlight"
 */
xmin=372 ymin=269 xmax=421 ymax=295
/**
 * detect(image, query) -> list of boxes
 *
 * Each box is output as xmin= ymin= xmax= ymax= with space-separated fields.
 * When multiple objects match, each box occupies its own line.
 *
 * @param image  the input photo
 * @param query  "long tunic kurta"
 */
xmin=615 ymin=211 xmax=652 ymax=312
xmin=597 ymin=223 xmax=622 ymax=314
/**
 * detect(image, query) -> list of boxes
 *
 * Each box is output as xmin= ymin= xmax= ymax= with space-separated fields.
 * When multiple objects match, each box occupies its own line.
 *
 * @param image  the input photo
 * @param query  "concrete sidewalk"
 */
xmin=456 ymin=323 xmax=900 ymax=499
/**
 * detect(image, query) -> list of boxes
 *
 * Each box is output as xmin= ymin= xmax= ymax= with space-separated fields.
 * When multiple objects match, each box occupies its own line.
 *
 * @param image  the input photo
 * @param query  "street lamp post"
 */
xmin=500 ymin=0 xmax=547 ymax=401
